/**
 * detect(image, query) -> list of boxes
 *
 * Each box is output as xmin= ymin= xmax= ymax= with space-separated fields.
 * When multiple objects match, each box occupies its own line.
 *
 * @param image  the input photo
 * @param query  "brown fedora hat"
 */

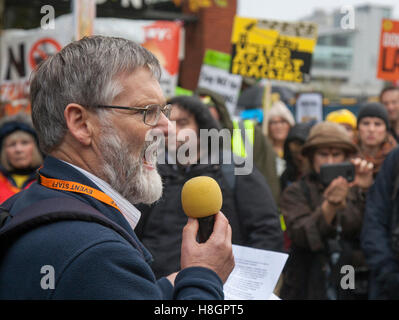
xmin=302 ymin=121 xmax=358 ymax=157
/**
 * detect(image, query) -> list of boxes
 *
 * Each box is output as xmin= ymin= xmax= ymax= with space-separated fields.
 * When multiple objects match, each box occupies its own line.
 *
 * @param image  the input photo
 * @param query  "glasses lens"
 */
xmin=163 ymin=104 xmax=171 ymax=119
xmin=144 ymin=105 xmax=160 ymax=126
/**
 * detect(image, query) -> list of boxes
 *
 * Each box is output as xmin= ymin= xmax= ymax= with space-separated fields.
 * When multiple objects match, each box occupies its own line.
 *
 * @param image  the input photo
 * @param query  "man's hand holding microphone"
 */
xmin=177 ymin=176 xmax=235 ymax=284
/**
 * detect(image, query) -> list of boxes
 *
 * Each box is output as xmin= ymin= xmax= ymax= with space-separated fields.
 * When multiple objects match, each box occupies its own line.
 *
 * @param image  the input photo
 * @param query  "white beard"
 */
xmin=98 ymin=123 xmax=163 ymax=205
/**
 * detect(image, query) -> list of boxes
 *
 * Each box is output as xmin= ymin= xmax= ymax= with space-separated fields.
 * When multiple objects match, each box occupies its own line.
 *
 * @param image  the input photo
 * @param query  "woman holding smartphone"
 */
xmin=279 ymin=121 xmax=374 ymax=300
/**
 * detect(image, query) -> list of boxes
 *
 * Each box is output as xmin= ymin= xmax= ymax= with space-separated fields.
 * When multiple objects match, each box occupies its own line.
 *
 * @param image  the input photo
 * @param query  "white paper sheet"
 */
xmin=223 ymin=245 xmax=288 ymax=300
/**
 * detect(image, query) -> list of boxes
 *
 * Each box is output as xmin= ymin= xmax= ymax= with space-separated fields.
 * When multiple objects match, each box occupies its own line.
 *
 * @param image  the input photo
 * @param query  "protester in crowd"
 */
xmin=135 ymin=95 xmax=284 ymax=279
xmin=280 ymin=121 xmax=315 ymax=192
xmin=267 ymin=101 xmax=295 ymax=177
xmin=279 ymin=121 xmax=374 ymax=300
xmin=0 ymin=113 xmax=43 ymax=203
xmin=326 ymin=109 xmax=357 ymax=141
xmin=361 ymin=146 xmax=399 ymax=299
xmin=278 ymin=119 xmax=317 ymax=249
xmin=195 ymin=87 xmax=281 ymax=203
xmin=354 ymin=102 xmax=397 ymax=176
xmin=279 ymin=121 xmax=315 ymax=251
xmin=380 ymin=86 xmax=399 ymax=143
xmin=0 ymin=36 xmax=234 ymax=299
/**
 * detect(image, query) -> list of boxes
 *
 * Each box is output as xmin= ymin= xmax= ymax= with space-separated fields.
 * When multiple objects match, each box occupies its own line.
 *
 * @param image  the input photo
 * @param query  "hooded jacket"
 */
xmin=195 ymin=87 xmax=281 ymax=203
xmin=0 ymin=156 xmax=224 ymax=300
xmin=280 ymin=121 xmax=315 ymax=191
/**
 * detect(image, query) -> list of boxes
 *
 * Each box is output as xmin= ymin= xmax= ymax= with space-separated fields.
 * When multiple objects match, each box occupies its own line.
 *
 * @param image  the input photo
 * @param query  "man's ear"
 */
xmin=64 ymin=103 xmax=94 ymax=146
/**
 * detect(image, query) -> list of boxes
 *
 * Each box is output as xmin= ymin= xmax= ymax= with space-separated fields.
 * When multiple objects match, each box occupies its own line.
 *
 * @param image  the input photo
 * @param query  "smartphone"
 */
xmin=319 ymin=161 xmax=355 ymax=187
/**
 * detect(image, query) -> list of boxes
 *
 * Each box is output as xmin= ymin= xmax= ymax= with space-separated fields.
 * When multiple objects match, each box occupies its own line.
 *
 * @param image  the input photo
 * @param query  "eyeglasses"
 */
xmin=98 ymin=104 xmax=172 ymax=126
xmin=269 ymin=119 xmax=289 ymax=126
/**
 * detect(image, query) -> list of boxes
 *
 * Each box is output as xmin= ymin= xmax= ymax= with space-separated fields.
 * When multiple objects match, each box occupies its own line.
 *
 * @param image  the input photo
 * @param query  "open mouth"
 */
xmin=143 ymin=158 xmax=155 ymax=170
xmin=142 ymin=142 xmax=159 ymax=170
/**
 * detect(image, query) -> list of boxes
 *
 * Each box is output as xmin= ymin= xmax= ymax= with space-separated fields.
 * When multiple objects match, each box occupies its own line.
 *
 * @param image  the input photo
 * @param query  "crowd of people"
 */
xmin=0 ymin=35 xmax=399 ymax=300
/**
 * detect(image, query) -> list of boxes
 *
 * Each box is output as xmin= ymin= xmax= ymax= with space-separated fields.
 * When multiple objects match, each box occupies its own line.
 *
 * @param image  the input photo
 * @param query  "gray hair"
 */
xmin=30 ymin=35 xmax=161 ymax=153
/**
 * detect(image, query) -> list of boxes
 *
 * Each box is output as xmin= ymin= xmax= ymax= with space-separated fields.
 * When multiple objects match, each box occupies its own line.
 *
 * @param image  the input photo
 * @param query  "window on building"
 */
xmin=312 ymin=59 xmax=328 ymax=69
xmin=332 ymin=35 xmax=350 ymax=47
xmin=317 ymin=36 xmax=329 ymax=46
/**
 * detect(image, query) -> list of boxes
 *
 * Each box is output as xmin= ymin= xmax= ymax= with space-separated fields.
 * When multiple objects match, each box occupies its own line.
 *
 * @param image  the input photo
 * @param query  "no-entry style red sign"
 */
xmin=29 ymin=38 xmax=62 ymax=70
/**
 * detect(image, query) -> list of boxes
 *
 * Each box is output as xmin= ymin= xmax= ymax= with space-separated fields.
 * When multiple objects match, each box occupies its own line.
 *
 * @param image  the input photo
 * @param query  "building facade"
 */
xmin=304 ymin=4 xmax=393 ymax=98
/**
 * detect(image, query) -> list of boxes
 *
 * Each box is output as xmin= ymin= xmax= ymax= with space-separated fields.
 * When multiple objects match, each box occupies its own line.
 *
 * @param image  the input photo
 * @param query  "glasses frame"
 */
xmin=98 ymin=104 xmax=172 ymax=126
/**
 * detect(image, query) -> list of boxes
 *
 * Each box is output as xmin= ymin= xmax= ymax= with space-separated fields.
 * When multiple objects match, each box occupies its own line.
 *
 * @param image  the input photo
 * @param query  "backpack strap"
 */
xmin=0 ymin=191 xmax=24 ymax=228
xmin=0 ymin=211 xmax=9 ymax=229
xmin=0 ymin=197 xmax=144 ymax=258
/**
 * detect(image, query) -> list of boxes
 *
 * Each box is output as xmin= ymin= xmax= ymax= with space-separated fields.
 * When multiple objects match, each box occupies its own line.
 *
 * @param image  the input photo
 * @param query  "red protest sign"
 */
xmin=28 ymin=38 xmax=62 ymax=70
xmin=377 ymin=19 xmax=399 ymax=82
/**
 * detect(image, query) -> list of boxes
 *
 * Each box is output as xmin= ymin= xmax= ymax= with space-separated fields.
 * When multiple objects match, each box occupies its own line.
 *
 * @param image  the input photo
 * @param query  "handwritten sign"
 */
xmin=230 ymin=16 xmax=318 ymax=83
xmin=198 ymin=49 xmax=242 ymax=115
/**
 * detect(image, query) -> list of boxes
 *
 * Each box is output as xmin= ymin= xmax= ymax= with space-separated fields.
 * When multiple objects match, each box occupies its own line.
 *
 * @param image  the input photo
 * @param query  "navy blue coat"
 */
xmin=361 ymin=146 xmax=399 ymax=299
xmin=0 ymin=156 xmax=224 ymax=300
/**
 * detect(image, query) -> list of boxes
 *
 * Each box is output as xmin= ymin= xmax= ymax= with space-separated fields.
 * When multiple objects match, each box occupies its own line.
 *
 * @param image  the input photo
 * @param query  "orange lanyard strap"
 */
xmin=38 ymin=173 xmax=121 ymax=212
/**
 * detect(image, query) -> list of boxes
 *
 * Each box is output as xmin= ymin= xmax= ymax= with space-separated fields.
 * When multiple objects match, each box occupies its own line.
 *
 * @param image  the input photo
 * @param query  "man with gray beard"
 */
xmin=0 ymin=36 xmax=234 ymax=300
xmin=136 ymin=95 xmax=283 ymax=279
xmin=98 ymin=118 xmax=163 ymax=205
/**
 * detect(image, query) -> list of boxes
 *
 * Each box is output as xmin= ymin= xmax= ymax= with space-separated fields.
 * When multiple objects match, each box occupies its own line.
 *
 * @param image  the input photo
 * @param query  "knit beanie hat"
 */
xmin=302 ymin=121 xmax=358 ymax=157
xmin=268 ymin=101 xmax=295 ymax=127
xmin=0 ymin=113 xmax=38 ymax=148
xmin=326 ymin=109 xmax=357 ymax=129
xmin=357 ymin=102 xmax=389 ymax=129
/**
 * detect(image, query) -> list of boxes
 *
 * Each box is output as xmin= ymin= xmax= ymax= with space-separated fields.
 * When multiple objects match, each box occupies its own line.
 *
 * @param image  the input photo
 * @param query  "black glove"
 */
xmin=377 ymin=272 xmax=399 ymax=299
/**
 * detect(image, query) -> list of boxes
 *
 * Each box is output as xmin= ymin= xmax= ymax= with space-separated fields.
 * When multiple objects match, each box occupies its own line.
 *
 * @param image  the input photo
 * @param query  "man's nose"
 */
xmin=156 ymin=113 xmax=179 ymax=145
xmin=156 ymin=112 xmax=171 ymax=136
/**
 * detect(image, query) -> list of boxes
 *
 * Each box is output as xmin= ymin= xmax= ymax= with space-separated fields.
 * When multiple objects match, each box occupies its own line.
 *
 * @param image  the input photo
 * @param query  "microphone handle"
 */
xmin=198 ymin=215 xmax=215 ymax=243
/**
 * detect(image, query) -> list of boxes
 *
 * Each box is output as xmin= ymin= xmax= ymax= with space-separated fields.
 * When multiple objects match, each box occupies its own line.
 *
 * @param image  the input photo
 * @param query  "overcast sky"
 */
xmin=237 ymin=0 xmax=399 ymax=21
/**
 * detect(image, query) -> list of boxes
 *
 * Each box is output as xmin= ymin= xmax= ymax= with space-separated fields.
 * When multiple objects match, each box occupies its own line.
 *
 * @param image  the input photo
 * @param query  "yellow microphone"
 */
xmin=181 ymin=176 xmax=223 ymax=243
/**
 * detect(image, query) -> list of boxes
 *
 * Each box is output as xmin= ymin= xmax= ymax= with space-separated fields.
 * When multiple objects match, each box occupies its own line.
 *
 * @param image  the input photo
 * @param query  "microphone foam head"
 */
xmin=181 ymin=176 xmax=222 ymax=218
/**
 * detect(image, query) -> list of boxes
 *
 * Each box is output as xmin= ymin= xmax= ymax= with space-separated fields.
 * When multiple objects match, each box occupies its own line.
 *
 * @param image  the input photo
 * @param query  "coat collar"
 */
xmin=39 ymin=156 xmax=153 ymax=263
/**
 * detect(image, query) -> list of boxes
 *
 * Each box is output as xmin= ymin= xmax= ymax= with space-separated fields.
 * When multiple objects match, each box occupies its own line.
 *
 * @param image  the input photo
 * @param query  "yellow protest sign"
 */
xmin=230 ymin=16 xmax=318 ymax=83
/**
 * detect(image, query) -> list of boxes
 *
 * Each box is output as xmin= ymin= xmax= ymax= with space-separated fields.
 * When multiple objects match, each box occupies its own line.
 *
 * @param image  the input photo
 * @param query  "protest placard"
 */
xmin=198 ymin=49 xmax=242 ymax=115
xmin=295 ymin=92 xmax=323 ymax=123
xmin=0 ymin=15 xmax=182 ymax=116
xmin=230 ymin=16 xmax=318 ymax=83
xmin=377 ymin=19 xmax=399 ymax=82
xmin=0 ymin=26 xmax=70 ymax=116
